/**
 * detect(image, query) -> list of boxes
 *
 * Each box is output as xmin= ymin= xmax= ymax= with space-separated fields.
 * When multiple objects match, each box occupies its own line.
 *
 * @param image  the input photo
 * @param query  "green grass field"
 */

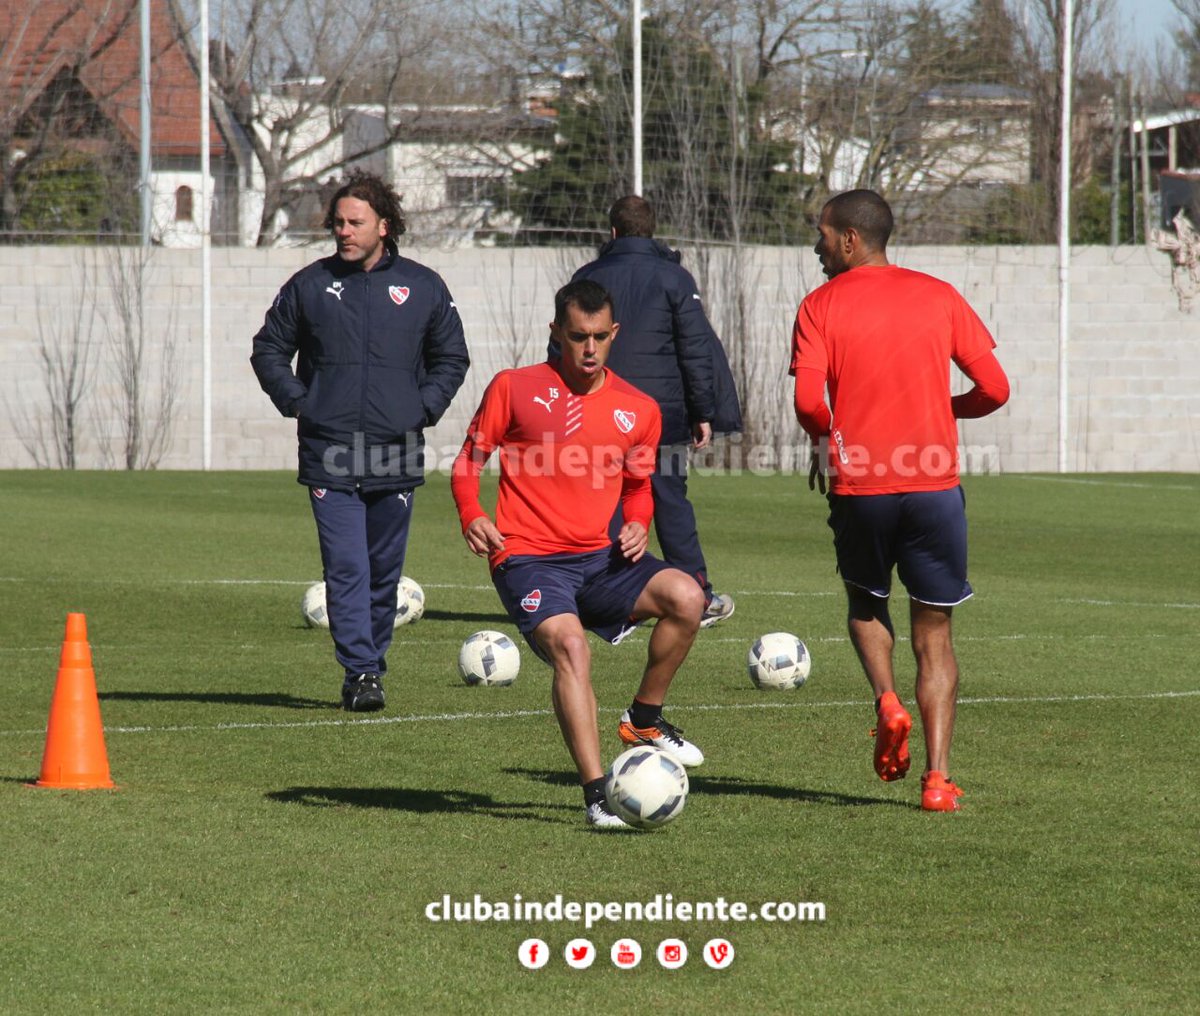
xmin=1 ymin=470 xmax=1196 ymax=1014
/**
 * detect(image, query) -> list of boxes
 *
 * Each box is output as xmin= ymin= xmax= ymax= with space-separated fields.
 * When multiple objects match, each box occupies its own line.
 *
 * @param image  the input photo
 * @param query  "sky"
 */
xmin=1123 ymin=0 xmax=1179 ymax=46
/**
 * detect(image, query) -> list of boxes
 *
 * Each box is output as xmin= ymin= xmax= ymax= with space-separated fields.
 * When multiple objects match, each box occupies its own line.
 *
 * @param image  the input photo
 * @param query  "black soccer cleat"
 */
xmin=341 ymin=673 xmax=385 ymax=712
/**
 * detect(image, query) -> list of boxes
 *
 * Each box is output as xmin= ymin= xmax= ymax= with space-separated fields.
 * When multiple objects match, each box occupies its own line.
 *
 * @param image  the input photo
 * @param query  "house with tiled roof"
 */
xmin=0 ymin=0 xmax=250 ymax=245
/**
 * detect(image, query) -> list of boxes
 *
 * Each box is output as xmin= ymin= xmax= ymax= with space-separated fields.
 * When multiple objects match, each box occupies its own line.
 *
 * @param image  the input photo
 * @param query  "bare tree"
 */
xmin=9 ymin=251 xmax=102 ymax=466
xmin=190 ymin=0 xmax=455 ymax=246
xmin=1011 ymin=0 xmax=1116 ymax=240
xmin=103 ymin=244 xmax=180 ymax=468
xmin=1167 ymin=0 xmax=1200 ymax=91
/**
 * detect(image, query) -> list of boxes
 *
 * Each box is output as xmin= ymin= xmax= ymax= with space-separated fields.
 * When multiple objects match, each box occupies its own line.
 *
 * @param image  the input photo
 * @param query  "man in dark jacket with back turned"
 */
xmin=251 ymin=171 xmax=469 ymax=711
xmin=570 ymin=195 xmax=743 ymax=627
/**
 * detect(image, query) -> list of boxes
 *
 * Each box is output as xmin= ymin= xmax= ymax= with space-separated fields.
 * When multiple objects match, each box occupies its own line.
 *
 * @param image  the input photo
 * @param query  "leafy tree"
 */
xmin=959 ymin=0 xmax=1020 ymax=85
xmin=503 ymin=79 xmax=616 ymax=243
xmin=510 ymin=15 xmax=809 ymax=245
xmin=13 ymin=151 xmax=137 ymax=242
xmin=0 ymin=3 xmax=139 ymax=240
xmin=966 ymin=175 xmax=1127 ymax=243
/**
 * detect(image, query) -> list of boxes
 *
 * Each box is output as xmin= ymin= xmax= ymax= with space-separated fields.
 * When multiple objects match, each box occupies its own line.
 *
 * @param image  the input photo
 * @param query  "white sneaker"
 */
xmin=586 ymin=800 xmax=630 ymax=829
xmin=617 ymin=710 xmax=704 ymax=767
xmin=699 ymin=592 xmax=735 ymax=628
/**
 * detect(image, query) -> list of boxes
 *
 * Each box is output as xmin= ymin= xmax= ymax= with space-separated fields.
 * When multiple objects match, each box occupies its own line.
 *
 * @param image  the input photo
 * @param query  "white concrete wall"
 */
xmin=1 ymin=243 xmax=1196 ymax=473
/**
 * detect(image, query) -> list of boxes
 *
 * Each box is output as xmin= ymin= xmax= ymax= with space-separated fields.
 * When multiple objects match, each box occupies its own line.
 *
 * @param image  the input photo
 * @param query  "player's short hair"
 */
xmin=823 ymin=189 xmax=893 ymax=250
xmin=323 ymin=171 xmax=407 ymax=249
xmin=554 ymin=279 xmax=614 ymax=325
xmin=609 ymin=195 xmax=656 ymax=237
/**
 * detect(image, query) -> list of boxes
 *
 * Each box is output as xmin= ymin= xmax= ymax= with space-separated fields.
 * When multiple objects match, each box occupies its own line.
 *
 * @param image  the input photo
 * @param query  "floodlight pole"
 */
xmin=1057 ymin=0 xmax=1073 ymax=474
xmin=201 ymin=0 xmax=213 ymax=470
xmin=139 ymin=0 xmax=151 ymax=245
xmin=632 ymin=0 xmax=643 ymax=196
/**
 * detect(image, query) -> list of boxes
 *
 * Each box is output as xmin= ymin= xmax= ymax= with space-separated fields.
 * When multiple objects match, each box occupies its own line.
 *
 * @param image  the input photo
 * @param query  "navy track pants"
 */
xmin=309 ymin=486 xmax=415 ymax=678
xmin=609 ymin=444 xmax=712 ymax=601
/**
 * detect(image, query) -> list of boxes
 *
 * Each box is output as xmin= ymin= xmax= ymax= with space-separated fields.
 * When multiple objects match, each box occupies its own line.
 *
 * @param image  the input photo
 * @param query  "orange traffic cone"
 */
xmin=30 ymin=613 xmax=115 ymax=790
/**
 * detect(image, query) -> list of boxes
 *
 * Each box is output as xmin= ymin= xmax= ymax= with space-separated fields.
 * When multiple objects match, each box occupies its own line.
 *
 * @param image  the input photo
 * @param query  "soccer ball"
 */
xmin=458 ymin=630 xmax=521 ymax=687
xmin=302 ymin=577 xmax=425 ymax=630
xmin=394 ymin=575 xmax=425 ymax=627
xmin=605 ymin=746 xmax=689 ymax=829
xmin=747 ymin=632 xmax=811 ymax=690
xmin=301 ymin=582 xmax=329 ymax=629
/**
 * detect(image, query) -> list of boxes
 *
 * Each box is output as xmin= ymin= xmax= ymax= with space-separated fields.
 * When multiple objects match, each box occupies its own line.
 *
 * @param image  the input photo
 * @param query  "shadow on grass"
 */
xmin=504 ymin=767 xmax=913 ymax=809
xmin=98 ymin=690 xmax=336 ymax=710
xmin=267 ymin=785 xmax=574 ymax=823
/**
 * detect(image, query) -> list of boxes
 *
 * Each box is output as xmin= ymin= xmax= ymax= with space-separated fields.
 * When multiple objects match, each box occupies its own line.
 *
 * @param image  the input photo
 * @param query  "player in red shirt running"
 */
xmin=791 ymin=190 xmax=1009 ymax=812
xmin=452 ymin=280 xmax=706 ymax=828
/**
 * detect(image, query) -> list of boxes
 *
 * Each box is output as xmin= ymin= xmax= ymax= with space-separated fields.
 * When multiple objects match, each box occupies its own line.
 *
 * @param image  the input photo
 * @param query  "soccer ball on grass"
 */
xmin=301 ymin=577 xmax=426 ymax=630
xmin=458 ymin=630 xmax=521 ymax=687
xmin=395 ymin=575 xmax=425 ymax=626
xmin=604 ymin=746 xmax=689 ymax=829
xmin=747 ymin=632 xmax=811 ymax=690
xmin=301 ymin=581 xmax=329 ymax=629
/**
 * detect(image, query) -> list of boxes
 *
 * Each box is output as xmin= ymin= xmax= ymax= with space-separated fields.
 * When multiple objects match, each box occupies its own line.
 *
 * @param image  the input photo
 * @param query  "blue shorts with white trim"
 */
xmin=491 ymin=546 xmax=672 ymax=658
xmin=827 ymin=486 xmax=973 ymax=606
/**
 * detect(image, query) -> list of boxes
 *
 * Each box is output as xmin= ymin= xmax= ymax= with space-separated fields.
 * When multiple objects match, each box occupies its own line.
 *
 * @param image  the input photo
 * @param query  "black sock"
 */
xmin=583 ymin=777 xmax=607 ymax=807
xmin=628 ymin=698 xmax=662 ymax=729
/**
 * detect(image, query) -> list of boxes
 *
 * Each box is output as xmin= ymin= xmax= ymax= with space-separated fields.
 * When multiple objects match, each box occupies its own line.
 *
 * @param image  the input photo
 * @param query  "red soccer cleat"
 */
xmin=921 ymin=770 xmax=963 ymax=812
xmin=870 ymin=691 xmax=912 ymax=782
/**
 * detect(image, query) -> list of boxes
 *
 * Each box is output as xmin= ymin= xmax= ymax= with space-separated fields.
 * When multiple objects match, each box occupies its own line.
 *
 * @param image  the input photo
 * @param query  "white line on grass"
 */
xmin=179 ymin=580 xmax=502 ymax=590
xmin=705 ymin=630 xmax=1198 ymax=645
xmin=176 ymin=581 xmax=839 ymax=598
xmin=1065 ymin=598 xmax=1200 ymax=610
xmin=1015 ymin=476 xmax=1200 ymax=492
xmin=2 ymin=628 xmax=1198 ymax=656
xmin=1 ymin=689 xmax=1196 ymax=739
xmin=2 ymin=575 xmax=1195 ymax=611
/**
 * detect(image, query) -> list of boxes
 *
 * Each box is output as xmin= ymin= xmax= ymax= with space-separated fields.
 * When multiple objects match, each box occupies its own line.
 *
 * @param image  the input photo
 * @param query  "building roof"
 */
xmin=921 ymin=83 xmax=1031 ymax=104
xmin=1133 ymin=109 xmax=1200 ymax=133
xmin=1 ymin=0 xmax=226 ymax=157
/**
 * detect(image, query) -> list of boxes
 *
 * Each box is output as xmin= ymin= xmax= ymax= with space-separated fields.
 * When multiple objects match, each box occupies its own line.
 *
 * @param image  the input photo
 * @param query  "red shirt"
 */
xmin=452 ymin=362 xmax=661 ymax=567
xmin=790 ymin=264 xmax=1001 ymax=495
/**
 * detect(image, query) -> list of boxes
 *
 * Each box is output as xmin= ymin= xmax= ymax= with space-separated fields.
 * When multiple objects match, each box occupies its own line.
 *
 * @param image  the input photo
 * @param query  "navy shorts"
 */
xmin=492 ymin=546 xmax=673 ymax=657
xmin=827 ymin=487 xmax=973 ymax=606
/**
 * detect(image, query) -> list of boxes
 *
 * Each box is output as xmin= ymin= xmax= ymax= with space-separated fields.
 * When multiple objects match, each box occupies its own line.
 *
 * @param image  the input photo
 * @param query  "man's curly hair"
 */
xmin=323 ymin=171 xmax=407 ymax=249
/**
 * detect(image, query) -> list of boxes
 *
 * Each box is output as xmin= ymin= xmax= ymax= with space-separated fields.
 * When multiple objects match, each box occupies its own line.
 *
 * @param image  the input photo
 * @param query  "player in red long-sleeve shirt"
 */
xmin=790 ymin=189 xmax=1010 ymax=812
xmin=452 ymin=280 xmax=706 ymax=828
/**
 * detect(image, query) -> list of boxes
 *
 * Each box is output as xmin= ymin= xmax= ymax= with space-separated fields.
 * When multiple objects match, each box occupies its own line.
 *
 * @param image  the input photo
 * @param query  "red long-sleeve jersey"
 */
xmin=451 ymin=362 xmax=661 ymax=568
xmin=790 ymin=264 xmax=1009 ymax=495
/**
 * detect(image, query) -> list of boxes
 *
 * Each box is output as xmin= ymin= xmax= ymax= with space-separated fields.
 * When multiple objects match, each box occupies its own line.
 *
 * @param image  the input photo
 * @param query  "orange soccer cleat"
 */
xmin=617 ymin=710 xmax=704 ymax=767
xmin=921 ymin=771 xmax=963 ymax=812
xmin=870 ymin=691 xmax=912 ymax=782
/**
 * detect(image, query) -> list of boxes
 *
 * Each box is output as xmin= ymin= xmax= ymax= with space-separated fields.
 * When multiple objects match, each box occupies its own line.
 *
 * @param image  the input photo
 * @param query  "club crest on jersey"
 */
xmin=520 ymin=589 xmax=542 ymax=612
xmin=613 ymin=408 xmax=636 ymax=434
xmin=389 ymin=286 xmax=410 ymax=305
xmin=312 ymin=488 xmax=327 ymax=499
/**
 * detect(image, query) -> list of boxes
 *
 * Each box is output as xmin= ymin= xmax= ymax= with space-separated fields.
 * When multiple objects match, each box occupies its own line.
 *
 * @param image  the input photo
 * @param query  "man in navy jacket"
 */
xmin=570 ymin=195 xmax=743 ymax=626
xmin=252 ymin=172 xmax=469 ymax=710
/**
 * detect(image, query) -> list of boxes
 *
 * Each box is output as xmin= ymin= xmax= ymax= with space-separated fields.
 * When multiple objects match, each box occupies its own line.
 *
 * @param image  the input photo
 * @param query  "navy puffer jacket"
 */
xmin=570 ymin=237 xmax=742 ymax=445
xmin=251 ymin=250 xmax=469 ymax=491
